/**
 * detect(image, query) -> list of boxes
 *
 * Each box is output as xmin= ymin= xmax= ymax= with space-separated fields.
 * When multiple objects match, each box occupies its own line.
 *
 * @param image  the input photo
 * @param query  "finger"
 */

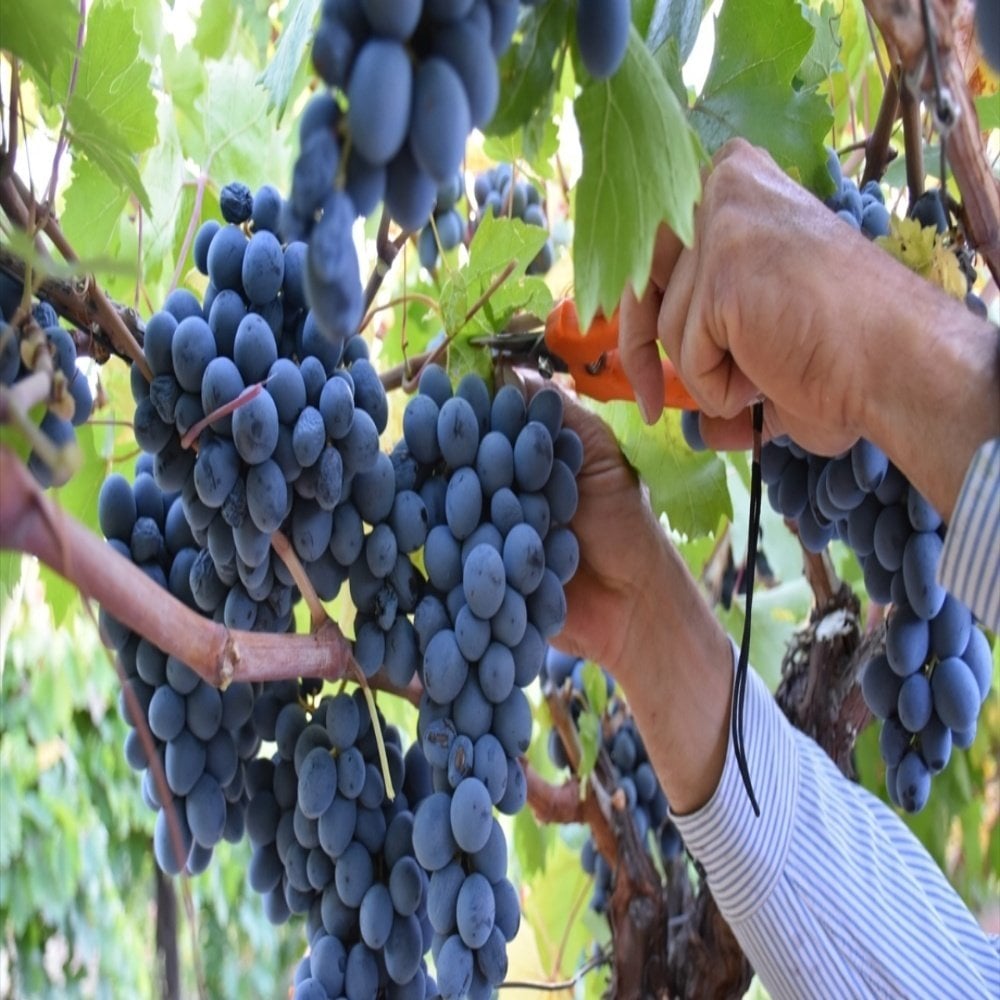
xmin=619 ymin=283 xmax=665 ymax=425
xmin=649 ymin=222 xmax=685 ymax=292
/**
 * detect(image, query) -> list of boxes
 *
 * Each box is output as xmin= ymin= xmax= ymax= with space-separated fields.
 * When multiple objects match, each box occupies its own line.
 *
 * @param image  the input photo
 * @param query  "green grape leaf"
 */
xmin=258 ymin=0 xmax=320 ymax=122
xmin=513 ymin=808 xmax=552 ymax=879
xmin=64 ymin=97 xmax=153 ymax=214
xmin=191 ymin=58 xmax=292 ymax=194
xmin=645 ymin=0 xmax=706 ymax=62
xmin=61 ymin=159 xmax=129 ymax=263
xmin=690 ymin=0 xmax=833 ymax=193
xmin=574 ymin=28 xmax=702 ymax=328
xmin=596 ymin=402 xmax=732 ymax=538
xmin=56 ymin=0 xmax=158 ymax=156
xmin=489 ymin=0 xmax=571 ymax=137
xmin=439 ymin=214 xmax=552 ymax=341
xmin=520 ymin=836 xmax=595 ymax=978
xmin=194 ymin=0 xmax=236 ymax=60
xmin=0 ymin=0 xmax=78 ymax=86
xmin=581 ymin=660 xmax=608 ymax=717
xmin=576 ymin=709 xmax=601 ymax=781
xmin=798 ymin=0 xmax=843 ymax=88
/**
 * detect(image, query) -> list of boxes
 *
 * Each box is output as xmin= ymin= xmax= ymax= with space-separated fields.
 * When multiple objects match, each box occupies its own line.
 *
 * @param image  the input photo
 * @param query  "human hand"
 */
xmin=545 ymin=394 xmax=667 ymax=673
xmin=619 ymin=139 xmax=875 ymax=456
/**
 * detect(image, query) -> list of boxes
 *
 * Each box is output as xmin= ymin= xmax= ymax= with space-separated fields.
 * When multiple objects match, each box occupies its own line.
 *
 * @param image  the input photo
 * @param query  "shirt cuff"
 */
xmin=670 ymin=642 xmax=800 ymax=924
xmin=937 ymin=438 xmax=1000 ymax=633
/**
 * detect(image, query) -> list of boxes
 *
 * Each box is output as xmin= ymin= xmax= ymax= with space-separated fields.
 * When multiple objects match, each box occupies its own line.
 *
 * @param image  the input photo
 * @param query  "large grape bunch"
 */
xmin=97 ymin=459 xmax=262 ymax=875
xmin=362 ymin=368 xmax=578 ymax=998
xmin=294 ymin=0 xmax=519 ymax=252
xmin=542 ymin=648 xmax=683 ymax=914
xmin=759 ymin=435 xmax=993 ymax=811
xmin=418 ymin=173 xmax=468 ymax=271
xmin=0 ymin=275 xmax=94 ymax=487
xmin=471 ymin=164 xmax=554 ymax=275
xmin=131 ymin=180 xmax=386 ymax=635
xmin=243 ymin=684 xmax=444 ymax=998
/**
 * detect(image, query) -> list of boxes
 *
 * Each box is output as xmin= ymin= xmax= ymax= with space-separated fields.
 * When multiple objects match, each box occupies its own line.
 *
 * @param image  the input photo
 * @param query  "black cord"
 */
xmin=732 ymin=402 xmax=763 ymax=817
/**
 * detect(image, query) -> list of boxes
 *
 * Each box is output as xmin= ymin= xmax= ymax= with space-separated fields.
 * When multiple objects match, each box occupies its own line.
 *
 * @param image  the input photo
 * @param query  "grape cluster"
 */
xmin=374 ymin=369 xmax=579 ymax=997
xmin=825 ymin=151 xmax=891 ymax=237
xmin=244 ymin=685 xmax=443 ymax=998
xmin=296 ymin=0 xmax=520 ymax=247
xmin=542 ymin=648 xmax=683 ymax=914
xmin=0 ymin=275 xmax=94 ymax=487
xmin=760 ymin=436 xmax=992 ymax=811
xmin=97 ymin=460 xmax=261 ymax=875
xmin=472 ymin=164 xmax=554 ymax=275
xmin=417 ymin=173 xmax=467 ymax=271
xmin=131 ymin=180 xmax=387 ymax=633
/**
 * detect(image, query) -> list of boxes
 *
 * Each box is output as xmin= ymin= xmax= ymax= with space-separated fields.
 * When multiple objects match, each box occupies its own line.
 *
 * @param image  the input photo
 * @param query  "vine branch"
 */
xmin=863 ymin=0 xmax=1000 ymax=280
xmin=0 ymin=445 xmax=355 ymax=686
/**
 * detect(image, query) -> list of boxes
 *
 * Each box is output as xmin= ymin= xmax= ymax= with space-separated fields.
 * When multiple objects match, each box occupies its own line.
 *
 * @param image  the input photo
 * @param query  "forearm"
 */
xmin=857 ymin=274 xmax=1000 ymax=520
xmin=608 ymin=529 xmax=733 ymax=815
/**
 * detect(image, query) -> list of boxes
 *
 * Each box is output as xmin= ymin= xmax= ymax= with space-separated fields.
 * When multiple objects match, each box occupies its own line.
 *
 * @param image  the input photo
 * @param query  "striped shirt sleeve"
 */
xmin=938 ymin=438 xmax=1000 ymax=633
xmin=671 ymin=646 xmax=1000 ymax=1000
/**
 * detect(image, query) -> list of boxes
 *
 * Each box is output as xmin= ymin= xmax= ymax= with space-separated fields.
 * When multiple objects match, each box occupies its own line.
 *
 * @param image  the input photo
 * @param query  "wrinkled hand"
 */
xmin=620 ymin=139 xmax=871 ymax=456
xmin=548 ymin=395 xmax=668 ymax=673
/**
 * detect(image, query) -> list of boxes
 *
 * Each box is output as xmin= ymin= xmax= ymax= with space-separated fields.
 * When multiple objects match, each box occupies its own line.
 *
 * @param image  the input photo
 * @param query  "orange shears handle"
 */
xmin=543 ymin=299 xmax=698 ymax=410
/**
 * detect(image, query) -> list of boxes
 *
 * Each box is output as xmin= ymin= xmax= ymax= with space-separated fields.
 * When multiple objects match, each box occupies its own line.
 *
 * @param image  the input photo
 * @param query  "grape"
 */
xmin=438 ymin=397 xmax=480 ymax=469
xmin=410 ymin=59 xmax=470 ymax=184
xmin=423 ymin=630 xmax=469 ymax=705
xmin=450 ymin=778 xmax=492 ymax=853
xmin=385 ymin=147 xmax=438 ymax=233
xmin=99 ymin=474 xmax=138 ymax=542
xmin=305 ymin=192 xmax=363 ymax=347
xmin=931 ymin=657 xmax=981 ymax=731
xmin=187 ymin=773 xmax=226 ymax=847
xmin=433 ymin=21 xmax=498 ymax=127
xmin=491 ymin=686 xmax=532 ymax=758
xmin=445 ymin=468 xmax=483 ymax=540
xmin=897 ymin=671 xmax=933 ymax=732
xmin=513 ymin=420 xmax=554 ymax=492
xmin=886 ymin=605 xmax=929 ymax=677
xmin=340 ymin=409 xmax=381 ymax=475
xmin=299 ymin=747 xmax=339 ymax=819
xmin=232 ymin=390 xmax=279 ymax=465
xmin=384 ymin=912 xmax=423 ymax=985
xmin=242 ymin=230 xmax=285 ymax=305
xmin=413 ymin=792 xmax=457 ymax=871
xmin=220 ymin=182 xmax=253 ymax=224
xmin=435 ymin=935 xmax=473 ymax=1000
xmin=234 ymin=313 xmax=278 ymax=384
xmin=194 ymin=436 xmax=240 ymax=508
xmin=895 ymin=750 xmax=931 ymax=812
xmin=861 ymin=653 xmax=902 ymax=720
xmin=902 ymin=531 xmax=946 ymax=620
xmin=347 ymin=41 xmax=413 ymax=166
xmin=359 ymin=881 xmax=394 ymax=949
xmin=207 ymin=224 xmax=248 ymax=292
xmin=345 ymin=943 xmax=379 ymax=999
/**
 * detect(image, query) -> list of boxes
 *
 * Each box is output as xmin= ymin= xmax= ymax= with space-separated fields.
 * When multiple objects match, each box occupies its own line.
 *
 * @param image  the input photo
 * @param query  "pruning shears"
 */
xmin=471 ymin=299 xmax=698 ymax=410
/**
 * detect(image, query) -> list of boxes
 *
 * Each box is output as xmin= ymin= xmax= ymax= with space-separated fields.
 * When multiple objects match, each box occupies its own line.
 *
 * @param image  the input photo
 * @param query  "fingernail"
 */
xmin=636 ymin=394 xmax=652 ymax=425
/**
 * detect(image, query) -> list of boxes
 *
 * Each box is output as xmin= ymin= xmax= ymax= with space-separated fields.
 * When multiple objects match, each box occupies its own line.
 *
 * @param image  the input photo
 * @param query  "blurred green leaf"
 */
xmin=258 ymin=0 xmax=320 ymax=122
xmin=0 ymin=0 xmax=78 ymax=86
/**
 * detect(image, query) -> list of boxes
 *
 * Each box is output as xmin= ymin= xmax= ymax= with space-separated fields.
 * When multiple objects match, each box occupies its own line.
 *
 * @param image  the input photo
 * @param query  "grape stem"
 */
xmin=179 ymin=381 xmax=265 ymax=450
xmin=270 ymin=528 xmax=327 ymax=630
